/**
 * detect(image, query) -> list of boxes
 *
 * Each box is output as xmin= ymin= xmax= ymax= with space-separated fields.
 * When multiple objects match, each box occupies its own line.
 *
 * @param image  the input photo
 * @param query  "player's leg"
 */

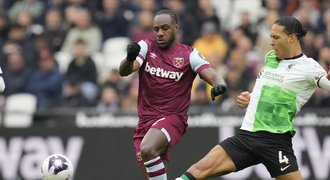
xmin=177 ymin=130 xmax=260 ymax=180
xmin=183 ymin=145 xmax=236 ymax=179
xmin=134 ymin=120 xmax=162 ymax=179
xmin=257 ymin=131 xmax=302 ymax=180
xmin=275 ymin=170 xmax=302 ymax=180
xmin=141 ymin=115 xmax=187 ymax=180
xmin=141 ymin=128 xmax=168 ymax=160
xmin=140 ymin=128 xmax=169 ymax=179
xmin=137 ymin=152 xmax=168 ymax=180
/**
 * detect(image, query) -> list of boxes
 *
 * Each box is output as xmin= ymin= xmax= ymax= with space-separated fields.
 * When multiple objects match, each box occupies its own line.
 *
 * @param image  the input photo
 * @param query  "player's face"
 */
xmin=270 ymin=24 xmax=291 ymax=59
xmin=153 ymin=14 xmax=178 ymax=49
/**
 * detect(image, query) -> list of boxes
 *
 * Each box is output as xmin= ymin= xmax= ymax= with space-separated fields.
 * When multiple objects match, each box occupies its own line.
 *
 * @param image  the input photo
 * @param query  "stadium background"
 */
xmin=1 ymin=0 xmax=330 ymax=179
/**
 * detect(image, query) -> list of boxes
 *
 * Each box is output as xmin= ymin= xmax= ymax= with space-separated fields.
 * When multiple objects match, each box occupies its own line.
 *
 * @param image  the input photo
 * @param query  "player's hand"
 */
xmin=210 ymin=84 xmax=227 ymax=101
xmin=237 ymin=91 xmax=250 ymax=109
xmin=126 ymin=42 xmax=141 ymax=62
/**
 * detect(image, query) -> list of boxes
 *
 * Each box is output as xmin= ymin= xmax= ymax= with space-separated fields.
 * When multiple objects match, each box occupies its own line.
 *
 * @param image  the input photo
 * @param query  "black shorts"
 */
xmin=219 ymin=129 xmax=298 ymax=178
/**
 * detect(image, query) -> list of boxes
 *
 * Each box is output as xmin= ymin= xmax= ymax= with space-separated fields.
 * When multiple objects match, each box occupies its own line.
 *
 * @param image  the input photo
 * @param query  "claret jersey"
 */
xmin=241 ymin=50 xmax=326 ymax=135
xmin=135 ymin=39 xmax=210 ymax=121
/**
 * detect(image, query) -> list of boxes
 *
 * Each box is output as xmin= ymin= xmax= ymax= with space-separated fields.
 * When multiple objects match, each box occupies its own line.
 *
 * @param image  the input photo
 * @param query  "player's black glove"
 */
xmin=210 ymin=84 xmax=227 ymax=101
xmin=126 ymin=42 xmax=141 ymax=62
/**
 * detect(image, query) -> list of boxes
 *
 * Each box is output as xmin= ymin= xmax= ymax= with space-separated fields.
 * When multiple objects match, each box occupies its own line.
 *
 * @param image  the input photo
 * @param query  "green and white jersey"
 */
xmin=240 ymin=50 xmax=326 ymax=135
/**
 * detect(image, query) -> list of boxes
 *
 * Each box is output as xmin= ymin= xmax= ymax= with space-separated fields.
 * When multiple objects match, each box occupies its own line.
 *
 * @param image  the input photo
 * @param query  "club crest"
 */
xmin=173 ymin=57 xmax=184 ymax=68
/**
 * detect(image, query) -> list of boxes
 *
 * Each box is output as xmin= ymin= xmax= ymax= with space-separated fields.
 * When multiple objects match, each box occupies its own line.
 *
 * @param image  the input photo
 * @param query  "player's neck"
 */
xmin=284 ymin=45 xmax=303 ymax=60
xmin=160 ymin=42 xmax=177 ymax=51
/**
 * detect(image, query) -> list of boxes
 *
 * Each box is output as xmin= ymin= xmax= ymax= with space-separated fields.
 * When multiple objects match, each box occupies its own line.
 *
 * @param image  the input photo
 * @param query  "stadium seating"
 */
xmin=102 ymin=37 xmax=131 ymax=73
xmin=3 ymin=93 xmax=37 ymax=127
xmin=54 ymin=51 xmax=73 ymax=74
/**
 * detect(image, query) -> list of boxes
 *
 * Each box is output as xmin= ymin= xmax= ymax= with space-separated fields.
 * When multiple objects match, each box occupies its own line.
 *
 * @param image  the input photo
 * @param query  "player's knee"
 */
xmin=188 ymin=163 xmax=204 ymax=176
xmin=140 ymin=143 xmax=158 ymax=160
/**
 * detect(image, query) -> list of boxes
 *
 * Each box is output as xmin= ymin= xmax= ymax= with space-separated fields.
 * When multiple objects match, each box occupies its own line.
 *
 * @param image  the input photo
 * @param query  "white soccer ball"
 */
xmin=41 ymin=154 xmax=74 ymax=180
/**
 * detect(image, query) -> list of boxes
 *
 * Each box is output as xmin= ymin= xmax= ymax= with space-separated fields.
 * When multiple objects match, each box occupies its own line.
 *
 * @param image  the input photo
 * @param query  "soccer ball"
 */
xmin=41 ymin=154 xmax=74 ymax=180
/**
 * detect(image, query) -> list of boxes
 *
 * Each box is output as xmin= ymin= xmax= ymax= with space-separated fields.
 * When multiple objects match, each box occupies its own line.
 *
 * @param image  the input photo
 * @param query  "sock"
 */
xmin=144 ymin=156 xmax=167 ymax=180
xmin=176 ymin=172 xmax=196 ymax=180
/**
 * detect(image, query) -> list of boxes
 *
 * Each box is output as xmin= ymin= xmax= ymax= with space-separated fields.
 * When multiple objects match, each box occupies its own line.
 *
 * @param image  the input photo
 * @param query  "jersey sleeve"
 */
xmin=136 ymin=40 xmax=148 ymax=66
xmin=306 ymin=61 xmax=327 ymax=86
xmin=0 ymin=67 xmax=4 ymax=92
xmin=189 ymin=48 xmax=210 ymax=73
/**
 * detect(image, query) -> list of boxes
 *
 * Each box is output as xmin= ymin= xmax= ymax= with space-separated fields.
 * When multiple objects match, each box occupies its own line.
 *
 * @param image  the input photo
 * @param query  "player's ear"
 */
xmin=289 ymin=33 xmax=296 ymax=43
xmin=175 ymin=24 xmax=180 ymax=32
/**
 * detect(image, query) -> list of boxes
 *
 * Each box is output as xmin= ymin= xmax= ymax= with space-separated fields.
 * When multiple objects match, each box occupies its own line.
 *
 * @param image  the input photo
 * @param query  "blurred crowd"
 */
xmin=0 ymin=0 xmax=330 ymax=115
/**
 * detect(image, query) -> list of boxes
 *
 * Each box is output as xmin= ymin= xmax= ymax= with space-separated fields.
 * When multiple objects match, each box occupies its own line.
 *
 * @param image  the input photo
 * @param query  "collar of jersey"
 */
xmin=284 ymin=53 xmax=303 ymax=60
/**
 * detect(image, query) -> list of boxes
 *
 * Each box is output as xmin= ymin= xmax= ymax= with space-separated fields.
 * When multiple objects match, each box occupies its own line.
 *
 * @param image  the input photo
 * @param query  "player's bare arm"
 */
xmin=119 ymin=42 xmax=141 ymax=76
xmin=236 ymin=91 xmax=250 ymax=109
xmin=119 ymin=58 xmax=141 ymax=76
xmin=199 ymin=68 xmax=227 ymax=101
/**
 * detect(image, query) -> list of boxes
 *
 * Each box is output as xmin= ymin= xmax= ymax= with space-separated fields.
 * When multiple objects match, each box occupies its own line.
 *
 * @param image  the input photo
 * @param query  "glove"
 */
xmin=126 ymin=42 xmax=141 ymax=62
xmin=210 ymin=84 xmax=227 ymax=101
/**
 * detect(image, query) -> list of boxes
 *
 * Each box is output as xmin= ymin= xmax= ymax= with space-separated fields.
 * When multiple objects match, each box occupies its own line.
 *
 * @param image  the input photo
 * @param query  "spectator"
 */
xmin=256 ymin=9 xmax=279 ymax=57
xmin=191 ymin=80 xmax=208 ymax=106
xmin=63 ymin=5 xmax=78 ymax=28
xmin=317 ymin=46 xmax=330 ymax=69
xmin=235 ymin=35 xmax=262 ymax=76
xmin=1 ymin=41 xmax=21 ymax=66
xmin=65 ymin=39 xmax=99 ymax=104
xmin=192 ymin=21 xmax=228 ymax=103
xmin=2 ymin=51 xmax=31 ymax=96
xmin=0 ymin=13 xmax=9 ymax=49
xmin=8 ymin=0 xmax=45 ymax=23
xmin=193 ymin=21 xmax=228 ymax=62
xmin=25 ymin=48 xmax=63 ymax=109
xmin=301 ymin=30 xmax=318 ymax=59
xmin=44 ymin=0 xmax=66 ymax=12
xmin=292 ymin=0 xmax=320 ymax=29
xmin=16 ymin=10 xmax=44 ymax=41
xmin=262 ymin=0 xmax=285 ymax=16
xmin=43 ymin=8 xmax=68 ymax=51
xmin=316 ymin=8 xmax=330 ymax=34
xmin=66 ymin=0 xmax=88 ymax=7
xmin=120 ymin=76 xmax=139 ymax=114
xmin=226 ymin=27 xmax=245 ymax=52
xmin=101 ymin=69 xmax=128 ymax=98
xmin=97 ymin=84 xmax=120 ymax=114
xmin=60 ymin=78 xmax=92 ymax=107
xmin=237 ymin=11 xmax=258 ymax=45
xmin=164 ymin=0 xmax=200 ymax=45
xmin=133 ymin=0 xmax=159 ymax=13
xmin=194 ymin=0 xmax=221 ymax=32
xmin=130 ymin=10 xmax=154 ymax=42
xmin=224 ymin=49 xmax=255 ymax=94
xmin=61 ymin=7 xmax=102 ymax=55
xmin=5 ymin=24 xmax=37 ymax=70
xmin=95 ymin=0 xmax=130 ymax=41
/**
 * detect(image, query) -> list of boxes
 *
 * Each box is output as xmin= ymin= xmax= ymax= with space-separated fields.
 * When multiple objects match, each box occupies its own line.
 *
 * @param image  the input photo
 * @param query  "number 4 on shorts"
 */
xmin=278 ymin=151 xmax=289 ymax=164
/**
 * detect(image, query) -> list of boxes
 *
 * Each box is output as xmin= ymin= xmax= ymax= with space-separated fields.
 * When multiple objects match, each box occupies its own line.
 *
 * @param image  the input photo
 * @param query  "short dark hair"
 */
xmin=155 ymin=9 xmax=178 ymax=24
xmin=75 ymin=38 xmax=86 ymax=45
xmin=274 ymin=16 xmax=307 ymax=39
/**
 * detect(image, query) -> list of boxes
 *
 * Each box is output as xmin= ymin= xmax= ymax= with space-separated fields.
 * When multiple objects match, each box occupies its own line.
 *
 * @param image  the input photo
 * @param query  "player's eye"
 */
xmin=270 ymin=35 xmax=279 ymax=40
